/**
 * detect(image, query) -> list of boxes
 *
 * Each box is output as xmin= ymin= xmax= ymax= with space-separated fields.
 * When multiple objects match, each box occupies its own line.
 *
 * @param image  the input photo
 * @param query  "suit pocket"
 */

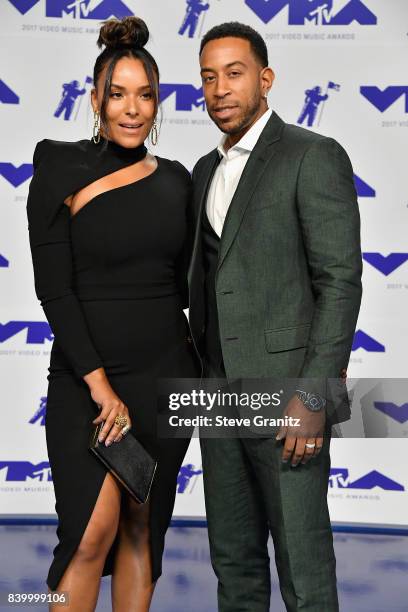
xmin=264 ymin=323 xmax=311 ymax=353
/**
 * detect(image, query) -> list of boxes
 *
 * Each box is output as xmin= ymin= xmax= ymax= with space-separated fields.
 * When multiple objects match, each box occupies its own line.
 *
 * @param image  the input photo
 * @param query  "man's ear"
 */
xmin=261 ymin=67 xmax=275 ymax=97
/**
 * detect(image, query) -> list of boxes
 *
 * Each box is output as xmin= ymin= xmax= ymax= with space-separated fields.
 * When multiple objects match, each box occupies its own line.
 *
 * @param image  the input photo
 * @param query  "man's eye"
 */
xmin=229 ymin=72 xmax=240 ymax=77
xmin=203 ymin=76 xmax=215 ymax=84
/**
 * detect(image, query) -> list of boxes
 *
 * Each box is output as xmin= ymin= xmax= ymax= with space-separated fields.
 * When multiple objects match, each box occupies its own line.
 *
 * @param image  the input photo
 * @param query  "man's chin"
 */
xmin=210 ymin=116 xmax=243 ymax=135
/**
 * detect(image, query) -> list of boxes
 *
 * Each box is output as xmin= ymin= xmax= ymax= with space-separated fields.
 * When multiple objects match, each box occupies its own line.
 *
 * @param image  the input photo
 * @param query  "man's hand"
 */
xmin=276 ymin=395 xmax=326 ymax=467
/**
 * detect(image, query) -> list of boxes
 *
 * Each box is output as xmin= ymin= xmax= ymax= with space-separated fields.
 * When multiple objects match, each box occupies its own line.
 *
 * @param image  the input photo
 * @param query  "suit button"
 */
xmin=201 ymin=325 xmax=206 ymax=333
xmin=187 ymin=336 xmax=192 ymax=344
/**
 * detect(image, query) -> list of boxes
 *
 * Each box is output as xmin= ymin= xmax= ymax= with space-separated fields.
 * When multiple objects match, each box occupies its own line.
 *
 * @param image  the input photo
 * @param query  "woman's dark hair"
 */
xmin=200 ymin=22 xmax=268 ymax=68
xmin=93 ymin=16 xmax=159 ymax=138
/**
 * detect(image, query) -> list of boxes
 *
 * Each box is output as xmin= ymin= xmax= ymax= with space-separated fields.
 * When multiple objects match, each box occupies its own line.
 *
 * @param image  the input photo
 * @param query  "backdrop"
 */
xmin=1 ymin=0 xmax=407 ymax=529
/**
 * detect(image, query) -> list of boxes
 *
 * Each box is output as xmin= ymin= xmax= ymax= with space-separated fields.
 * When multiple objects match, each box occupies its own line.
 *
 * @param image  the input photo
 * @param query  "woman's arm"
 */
xmin=27 ymin=140 xmax=131 ymax=444
xmin=27 ymin=141 xmax=103 ymax=378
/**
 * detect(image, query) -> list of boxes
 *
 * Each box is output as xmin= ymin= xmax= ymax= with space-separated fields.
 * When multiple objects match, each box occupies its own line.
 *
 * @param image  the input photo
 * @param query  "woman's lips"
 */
xmin=119 ymin=123 xmax=143 ymax=133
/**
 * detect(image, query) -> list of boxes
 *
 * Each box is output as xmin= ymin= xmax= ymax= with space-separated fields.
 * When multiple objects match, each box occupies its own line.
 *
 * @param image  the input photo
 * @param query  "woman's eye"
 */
xmin=110 ymin=92 xmax=122 ymax=98
xmin=141 ymin=92 xmax=152 ymax=99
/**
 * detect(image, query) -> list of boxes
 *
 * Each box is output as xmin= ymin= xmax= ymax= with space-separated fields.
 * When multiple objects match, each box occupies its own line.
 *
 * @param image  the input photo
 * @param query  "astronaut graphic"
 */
xmin=54 ymin=80 xmax=86 ymax=121
xmin=297 ymin=82 xmax=340 ymax=127
xmin=29 ymin=396 xmax=47 ymax=426
xmin=178 ymin=0 xmax=210 ymax=38
xmin=177 ymin=464 xmax=203 ymax=493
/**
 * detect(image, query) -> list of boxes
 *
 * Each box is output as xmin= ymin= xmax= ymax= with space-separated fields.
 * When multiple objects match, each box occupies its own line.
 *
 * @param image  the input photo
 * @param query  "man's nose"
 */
xmin=214 ymin=76 xmax=230 ymax=99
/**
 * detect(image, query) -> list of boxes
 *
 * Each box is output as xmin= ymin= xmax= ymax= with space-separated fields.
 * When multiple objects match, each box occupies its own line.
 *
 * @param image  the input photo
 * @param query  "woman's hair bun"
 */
xmin=97 ymin=16 xmax=149 ymax=50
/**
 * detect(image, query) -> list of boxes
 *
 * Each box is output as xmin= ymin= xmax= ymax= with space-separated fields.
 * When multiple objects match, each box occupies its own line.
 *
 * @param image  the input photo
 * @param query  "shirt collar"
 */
xmin=217 ymin=107 xmax=273 ymax=160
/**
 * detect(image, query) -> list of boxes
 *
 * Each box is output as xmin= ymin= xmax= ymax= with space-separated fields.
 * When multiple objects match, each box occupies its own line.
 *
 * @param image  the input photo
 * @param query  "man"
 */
xmin=187 ymin=22 xmax=362 ymax=612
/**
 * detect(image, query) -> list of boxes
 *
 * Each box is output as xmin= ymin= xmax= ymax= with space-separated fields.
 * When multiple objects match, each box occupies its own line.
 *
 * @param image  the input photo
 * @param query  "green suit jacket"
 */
xmin=188 ymin=111 xmax=362 ymax=420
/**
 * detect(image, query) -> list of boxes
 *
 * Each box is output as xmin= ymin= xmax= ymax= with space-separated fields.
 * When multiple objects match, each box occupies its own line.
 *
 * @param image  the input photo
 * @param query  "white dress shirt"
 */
xmin=206 ymin=107 xmax=273 ymax=237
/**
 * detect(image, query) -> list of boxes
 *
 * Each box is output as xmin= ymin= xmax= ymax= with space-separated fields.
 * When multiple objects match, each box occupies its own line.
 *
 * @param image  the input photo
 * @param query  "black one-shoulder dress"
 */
xmin=26 ymin=137 xmax=199 ymax=591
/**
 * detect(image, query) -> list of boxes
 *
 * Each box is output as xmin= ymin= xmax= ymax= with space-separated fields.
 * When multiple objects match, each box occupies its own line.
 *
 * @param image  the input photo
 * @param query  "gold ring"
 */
xmin=114 ymin=414 xmax=128 ymax=429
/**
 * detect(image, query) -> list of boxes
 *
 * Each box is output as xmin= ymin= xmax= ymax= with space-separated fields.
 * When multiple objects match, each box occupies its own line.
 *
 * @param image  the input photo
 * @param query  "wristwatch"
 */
xmin=295 ymin=390 xmax=326 ymax=412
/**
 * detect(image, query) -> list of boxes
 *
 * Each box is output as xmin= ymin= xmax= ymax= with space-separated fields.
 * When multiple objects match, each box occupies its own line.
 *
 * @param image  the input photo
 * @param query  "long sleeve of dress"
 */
xmin=27 ymin=140 xmax=103 ymax=378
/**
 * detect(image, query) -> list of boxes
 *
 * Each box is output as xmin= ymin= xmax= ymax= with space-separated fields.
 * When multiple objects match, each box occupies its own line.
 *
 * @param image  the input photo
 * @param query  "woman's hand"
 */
xmin=84 ymin=368 xmax=132 ymax=445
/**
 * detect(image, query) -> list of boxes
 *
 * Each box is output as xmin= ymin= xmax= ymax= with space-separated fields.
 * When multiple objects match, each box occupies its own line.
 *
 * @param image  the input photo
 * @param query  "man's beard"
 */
xmin=210 ymin=93 xmax=262 ymax=135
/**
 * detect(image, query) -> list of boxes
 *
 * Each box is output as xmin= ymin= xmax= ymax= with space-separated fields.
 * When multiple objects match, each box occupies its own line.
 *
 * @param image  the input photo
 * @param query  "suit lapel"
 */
xmin=217 ymin=111 xmax=284 ymax=272
xmin=188 ymin=150 xmax=220 ymax=285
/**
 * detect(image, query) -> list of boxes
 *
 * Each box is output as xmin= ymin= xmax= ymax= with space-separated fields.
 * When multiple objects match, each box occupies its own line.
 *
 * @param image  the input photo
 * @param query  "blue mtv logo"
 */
xmin=354 ymin=174 xmax=375 ymax=198
xmin=0 ymin=254 xmax=9 ymax=268
xmin=160 ymin=84 xmax=205 ymax=111
xmin=0 ymin=163 xmax=33 ymax=187
xmin=0 ymin=79 xmax=19 ymax=104
xmin=363 ymin=253 xmax=408 ymax=276
xmin=29 ymin=397 xmax=47 ymax=426
xmin=245 ymin=0 xmax=377 ymax=26
xmin=0 ymin=321 xmax=53 ymax=344
xmin=360 ymin=86 xmax=408 ymax=113
xmin=0 ymin=461 xmax=52 ymax=482
xmin=8 ymin=0 xmax=133 ymax=19
xmin=177 ymin=463 xmax=202 ymax=493
xmin=329 ymin=468 xmax=404 ymax=491
xmin=352 ymin=330 xmax=385 ymax=352
xmin=374 ymin=402 xmax=408 ymax=425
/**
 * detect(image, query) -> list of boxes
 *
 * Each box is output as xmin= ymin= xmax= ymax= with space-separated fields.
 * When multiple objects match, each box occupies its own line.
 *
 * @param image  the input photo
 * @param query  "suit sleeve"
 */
xmin=26 ymin=141 xmax=103 ymax=378
xmin=296 ymin=137 xmax=362 ymax=396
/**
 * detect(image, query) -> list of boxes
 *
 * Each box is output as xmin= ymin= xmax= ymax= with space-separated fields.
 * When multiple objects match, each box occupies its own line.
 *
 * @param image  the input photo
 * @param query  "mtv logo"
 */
xmin=0 ymin=163 xmax=33 ymax=187
xmin=0 ymin=79 xmax=19 ymax=104
xmin=0 ymin=254 xmax=9 ymax=268
xmin=329 ymin=467 xmax=404 ymax=491
xmin=159 ymin=84 xmax=205 ymax=111
xmin=329 ymin=467 xmax=350 ymax=487
xmin=245 ymin=0 xmax=376 ymax=26
xmin=8 ymin=0 xmax=134 ymax=19
xmin=0 ymin=321 xmax=53 ymax=344
xmin=29 ymin=396 xmax=47 ymax=426
xmin=0 ymin=461 xmax=52 ymax=482
xmin=363 ymin=253 xmax=408 ymax=276
xmin=360 ymin=86 xmax=408 ymax=113
xmin=374 ymin=402 xmax=408 ymax=424
xmin=353 ymin=174 xmax=375 ymax=198
xmin=352 ymin=330 xmax=385 ymax=352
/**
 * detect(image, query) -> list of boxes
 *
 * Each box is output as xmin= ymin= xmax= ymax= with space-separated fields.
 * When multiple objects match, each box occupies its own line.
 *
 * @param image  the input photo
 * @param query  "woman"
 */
xmin=27 ymin=16 xmax=200 ymax=611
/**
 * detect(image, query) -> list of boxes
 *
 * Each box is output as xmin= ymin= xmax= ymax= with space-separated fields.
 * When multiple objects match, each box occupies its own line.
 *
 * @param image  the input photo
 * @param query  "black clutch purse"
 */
xmin=89 ymin=423 xmax=157 ymax=504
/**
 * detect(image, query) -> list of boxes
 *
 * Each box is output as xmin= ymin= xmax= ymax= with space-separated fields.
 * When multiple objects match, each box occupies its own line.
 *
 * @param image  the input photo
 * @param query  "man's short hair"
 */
xmin=200 ymin=22 xmax=268 ymax=68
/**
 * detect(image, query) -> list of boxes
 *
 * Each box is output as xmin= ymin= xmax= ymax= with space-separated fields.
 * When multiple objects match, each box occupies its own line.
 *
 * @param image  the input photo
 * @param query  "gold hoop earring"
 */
xmin=150 ymin=119 xmax=158 ymax=146
xmin=92 ymin=110 xmax=100 ymax=144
